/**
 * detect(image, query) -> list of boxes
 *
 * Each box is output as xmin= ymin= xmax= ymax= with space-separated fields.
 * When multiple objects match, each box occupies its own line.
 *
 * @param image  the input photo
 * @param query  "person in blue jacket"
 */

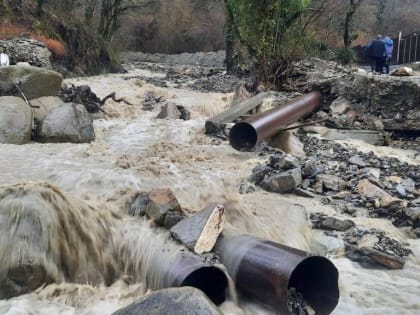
xmin=383 ymin=36 xmax=394 ymax=74
xmin=365 ymin=35 xmax=387 ymax=73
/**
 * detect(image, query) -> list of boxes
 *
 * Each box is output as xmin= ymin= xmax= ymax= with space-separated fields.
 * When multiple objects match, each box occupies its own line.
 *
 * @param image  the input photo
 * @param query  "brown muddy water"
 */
xmin=0 ymin=67 xmax=419 ymax=315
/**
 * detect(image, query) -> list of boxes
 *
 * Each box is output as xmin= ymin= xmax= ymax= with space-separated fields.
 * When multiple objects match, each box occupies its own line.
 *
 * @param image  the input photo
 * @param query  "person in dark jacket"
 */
xmin=365 ymin=35 xmax=387 ymax=73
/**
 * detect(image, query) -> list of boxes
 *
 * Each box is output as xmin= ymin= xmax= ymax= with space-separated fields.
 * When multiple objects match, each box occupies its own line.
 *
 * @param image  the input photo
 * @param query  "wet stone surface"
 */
xmin=343 ymin=228 xmax=412 ymax=269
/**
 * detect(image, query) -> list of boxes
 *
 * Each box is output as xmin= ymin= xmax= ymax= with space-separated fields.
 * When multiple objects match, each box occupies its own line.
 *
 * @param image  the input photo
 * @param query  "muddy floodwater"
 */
xmin=0 ymin=64 xmax=419 ymax=315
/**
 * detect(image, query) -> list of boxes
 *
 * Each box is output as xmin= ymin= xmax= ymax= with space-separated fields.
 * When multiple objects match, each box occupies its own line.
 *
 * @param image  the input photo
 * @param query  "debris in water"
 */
xmin=287 ymin=287 xmax=315 ymax=315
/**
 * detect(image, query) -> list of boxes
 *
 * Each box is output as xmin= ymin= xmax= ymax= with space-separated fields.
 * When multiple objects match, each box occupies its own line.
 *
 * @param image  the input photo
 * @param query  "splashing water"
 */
xmin=0 ymin=68 xmax=418 ymax=314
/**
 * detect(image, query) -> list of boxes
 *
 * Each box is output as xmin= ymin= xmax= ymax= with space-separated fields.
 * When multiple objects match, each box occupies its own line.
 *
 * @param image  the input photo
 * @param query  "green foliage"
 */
xmin=335 ymin=46 xmax=357 ymax=64
xmin=224 ymin=0 xmax=312 ymax=86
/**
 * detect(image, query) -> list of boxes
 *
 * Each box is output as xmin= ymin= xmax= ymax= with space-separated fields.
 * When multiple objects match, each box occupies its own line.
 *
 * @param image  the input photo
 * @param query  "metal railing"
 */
xmin=395 ymin=31 xmax=420 ymax=64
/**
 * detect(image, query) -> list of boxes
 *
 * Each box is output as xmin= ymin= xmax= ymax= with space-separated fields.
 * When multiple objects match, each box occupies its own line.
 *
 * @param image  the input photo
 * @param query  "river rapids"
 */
xmin=0 ymin=58 xmax=419 ymax=315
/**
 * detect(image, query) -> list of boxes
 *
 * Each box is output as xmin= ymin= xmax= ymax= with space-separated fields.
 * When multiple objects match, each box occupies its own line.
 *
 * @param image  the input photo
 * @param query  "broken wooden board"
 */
xmin=322 ymin=129 xmax=385 ymax=145
xmin=205 ymin=91 xmax=279 ymax=135
xmin=170 ymin=203 xmax=225 ymax=254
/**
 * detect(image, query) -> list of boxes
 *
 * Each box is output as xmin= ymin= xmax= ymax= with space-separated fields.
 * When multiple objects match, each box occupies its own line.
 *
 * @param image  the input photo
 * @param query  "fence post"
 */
xmin=397 ymin=31 xmax=402 ymax=64
xmin=415 ymin=33 xmax=419 ymax=62
xmin=409 ymin=35 xmax=413 ymax=63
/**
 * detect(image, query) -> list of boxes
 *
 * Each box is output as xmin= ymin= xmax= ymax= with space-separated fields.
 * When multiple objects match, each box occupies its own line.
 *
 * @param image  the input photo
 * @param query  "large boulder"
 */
xmin=35 ymin=103 xmax=95 ymax=143
xmin=0 ymin=37 xmax=52 ymax=69
xmin=112 ymin=287 xmax=222 ymax=315
xmin=31 ymin=96 xmax=66 ymax=125
xmin=0 ymin=64 xmax=63 ymax=100
xmin=0 ymin=96 xmax=32 ymax=144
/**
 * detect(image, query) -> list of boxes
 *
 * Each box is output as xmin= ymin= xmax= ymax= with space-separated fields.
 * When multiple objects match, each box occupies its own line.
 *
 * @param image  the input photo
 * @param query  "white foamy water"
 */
xmin=0 ymin=68 xmax=419 ymax=314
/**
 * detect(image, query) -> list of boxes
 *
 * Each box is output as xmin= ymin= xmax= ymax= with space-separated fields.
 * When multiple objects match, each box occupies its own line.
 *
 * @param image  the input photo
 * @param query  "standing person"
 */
xmin=383 ymin=36 xmax=394 ymax=74
xmin=366 ymin=35 xmax=386 ymax=73
xmin=364 ymin=38 xmax=376 ymax=72
xmin=0 ymin=47 xmax=10 ymax=67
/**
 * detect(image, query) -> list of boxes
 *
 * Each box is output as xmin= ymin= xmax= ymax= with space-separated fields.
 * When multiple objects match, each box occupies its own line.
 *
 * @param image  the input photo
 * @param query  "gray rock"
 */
xmin=31 ymin=96 xmax=66 ymax=124
xmin=302 ymin=160 xmax=319 ymax=178
xmin=145 ymin=189 xmax=182 ymax=226
xmin=362 ymin=168 xmax=381 ymax=180
xmin=157 ymin=102 xmax=190 ymax=120
xmin=348 ymin=155 xmax=366 ymax=167
xmin=0 ymin=65 xmax=62 ymax=99
xmin=0 ymin=96 xmax=32 ymax=144
xmin=315 ymin=174 xmax=346 ymax=191
xmin=293 ymin=188 xmax=318 ymax=198
xmin=112 ymin=287 xmax=222 ymax=315
xmin=395 ymin=184 xmax=406 ymax=197
xmin=35 ymin=103 xmax=95 ymax=143
xmin=269 ymin=153 xmax=300 ymax=170
xmin=401 ymin=178 xmax=416 ymax=193
xmin=0 ymin=37 xmax=52 ymax=69
xmin=404 ymin=207 xmax=420 ymax=222
xmin=310 ymin=234 xmax=345 ymax=256
xmin=318 ymin=217 xmax=355 ymax=231
xmin=330 ymin=97 xmax=351 ymax=114
xmin=261 ymin=168 xmax=302 ymax=193
xmin=250 ymin=165 xmax=272 ymax=185
xmin=164 ymin=210 xmax=186 ymax=229
xmin=128 ymin=192 xmax=149 ymax=217
xmin=170 ymin=203 xmax=225 ymax=254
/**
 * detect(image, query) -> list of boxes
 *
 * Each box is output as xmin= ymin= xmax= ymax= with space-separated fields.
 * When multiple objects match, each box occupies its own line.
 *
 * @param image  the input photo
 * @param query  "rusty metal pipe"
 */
xmin=214 ymin=233 xmax=339 ymax=314
xmin=229 ymin=91 xmax=322 ymax=151
xmin=158 ymin=252 xmax=228 ymax=305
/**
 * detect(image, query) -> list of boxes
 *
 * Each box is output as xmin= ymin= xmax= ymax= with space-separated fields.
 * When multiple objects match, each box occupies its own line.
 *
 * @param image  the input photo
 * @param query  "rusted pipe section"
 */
xmin=229 ymin=91 xmax=322 ymax=151
xmin=214 ymin=233 xmax=339 ymax=314
xmin=159 ymin=251 xmax=228 ymax=305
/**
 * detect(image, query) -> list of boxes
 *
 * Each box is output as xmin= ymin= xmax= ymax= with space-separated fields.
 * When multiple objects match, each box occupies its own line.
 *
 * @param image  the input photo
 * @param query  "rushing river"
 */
xmin=0 ymin=66 xmax=419 ymax=315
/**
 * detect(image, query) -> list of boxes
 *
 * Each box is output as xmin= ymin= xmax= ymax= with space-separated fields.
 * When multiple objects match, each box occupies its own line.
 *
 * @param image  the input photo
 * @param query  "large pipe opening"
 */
xmin=181 ymin=266 xmax=228 ymax=305
xmin=229 ymin=122 xmax=258 ymax=151
xmin=289 ymin=256 xmax=339 ymax=314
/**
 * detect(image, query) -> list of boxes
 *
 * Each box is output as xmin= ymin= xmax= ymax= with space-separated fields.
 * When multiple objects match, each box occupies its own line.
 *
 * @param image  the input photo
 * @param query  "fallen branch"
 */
xmin=7 ymin=77 xmax=40 ymax=109
xmin=100 ymin=92 xmax=133 ymax=105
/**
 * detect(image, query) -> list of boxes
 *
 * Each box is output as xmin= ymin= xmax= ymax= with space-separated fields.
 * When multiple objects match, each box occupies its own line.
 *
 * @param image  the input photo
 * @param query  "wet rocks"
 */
xmin=170 ymin=203 xmax=225 ymax=254
xmin=128 ymin=192 xmax=150 ymax=217
xmin=0 ymin=64 xmax=63 ymax=100
xmin=112 ymin=287 xmax=222 ymax=315
xmin=35 ymin=103 xmax=95 ymax=143
xmin=343 ymin=228 xmax=412 ymax=269
xmin=261 ymin=168 xmax=302 ymax=193
xmin=31 ymin=96 xmax=66 ymax=125
xmin=250 ymin=132 xmax=419 ymax=238
xmin=315 ymin=174 xmax=346 ymax=192
xmin=311 ymin=213 xmax=355 ymax=231
xmin=356 ymin=179 xmax=400 ymax=208
xmin=0 ymin=96 xmax=32 ymax=144
xmin=0 ymin=37 xmax=52 ymax=69
xmin=144 ymin=189 xmax=184 ymax=228
xmin=157 ymin=102 xmax=190 ymax=120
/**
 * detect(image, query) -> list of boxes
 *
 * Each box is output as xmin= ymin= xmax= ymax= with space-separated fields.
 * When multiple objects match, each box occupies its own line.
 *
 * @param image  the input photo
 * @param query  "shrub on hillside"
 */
xmin=32 ymin=34 xmax=66 ymax=57
xmin=335 ymin=47 xmax=357 ymax=65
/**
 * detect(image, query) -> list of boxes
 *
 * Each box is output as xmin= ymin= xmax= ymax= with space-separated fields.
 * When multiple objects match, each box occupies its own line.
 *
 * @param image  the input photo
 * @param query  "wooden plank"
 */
xmin=205 ymin=91 xmax=278 ymax=134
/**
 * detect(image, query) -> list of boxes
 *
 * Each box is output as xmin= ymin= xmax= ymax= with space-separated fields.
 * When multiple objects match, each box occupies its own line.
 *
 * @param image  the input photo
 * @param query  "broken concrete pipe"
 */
xmin=229 ymin=91 xmax=322 ymax=151
xmin=214 ymin=233 xmax=339 ymax=314
xmin=158 ymin=251 xmax=228 ymax=306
